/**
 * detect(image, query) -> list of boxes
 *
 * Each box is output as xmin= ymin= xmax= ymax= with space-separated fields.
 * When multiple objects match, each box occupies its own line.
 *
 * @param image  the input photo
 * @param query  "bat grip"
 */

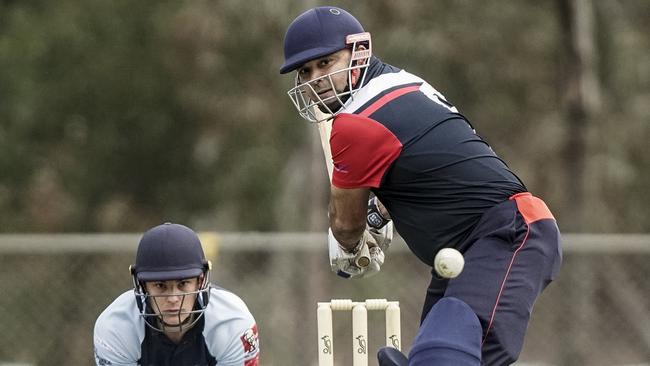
xmin=354 ymin=243 xmax=371 ymax=268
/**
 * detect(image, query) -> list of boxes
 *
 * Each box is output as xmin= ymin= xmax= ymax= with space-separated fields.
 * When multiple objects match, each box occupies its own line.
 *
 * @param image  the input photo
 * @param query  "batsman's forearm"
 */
xmin=328 ymin=185 xmax=370 ymax=250
xmin=329 ymin=216 xmax=365 ymax=250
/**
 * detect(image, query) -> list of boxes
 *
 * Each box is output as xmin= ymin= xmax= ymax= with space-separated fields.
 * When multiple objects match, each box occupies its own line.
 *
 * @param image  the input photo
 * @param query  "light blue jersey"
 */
xmin=94 ymin=286 xmax=259 ymax=366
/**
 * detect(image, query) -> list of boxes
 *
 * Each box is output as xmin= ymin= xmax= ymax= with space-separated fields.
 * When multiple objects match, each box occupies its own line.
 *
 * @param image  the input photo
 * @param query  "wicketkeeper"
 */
xmin=94 ymin=223 xmax=260 ymax=366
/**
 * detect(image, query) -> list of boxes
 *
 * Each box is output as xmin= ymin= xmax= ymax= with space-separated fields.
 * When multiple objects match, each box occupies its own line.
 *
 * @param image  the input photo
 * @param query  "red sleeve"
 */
xmin=330 ymin=113 xmax=402 ymax=188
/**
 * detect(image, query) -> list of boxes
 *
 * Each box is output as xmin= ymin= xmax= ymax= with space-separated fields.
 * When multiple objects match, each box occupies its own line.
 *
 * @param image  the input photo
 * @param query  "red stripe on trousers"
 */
xmin=481 ymin=226 xmax=530 ymax=346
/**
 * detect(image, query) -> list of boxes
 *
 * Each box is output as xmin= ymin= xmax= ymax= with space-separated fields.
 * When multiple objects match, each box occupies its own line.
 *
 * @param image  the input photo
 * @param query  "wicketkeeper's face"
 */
xmin=296 ymin=49 xmax=361 ymax=110
xmin=144 ymin=277 xmax=201 ymax=327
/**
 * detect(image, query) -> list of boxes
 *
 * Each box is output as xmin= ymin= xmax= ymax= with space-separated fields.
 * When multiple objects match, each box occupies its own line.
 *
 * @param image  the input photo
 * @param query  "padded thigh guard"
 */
xmin=409 ymin=297 xmax=481 ymax=366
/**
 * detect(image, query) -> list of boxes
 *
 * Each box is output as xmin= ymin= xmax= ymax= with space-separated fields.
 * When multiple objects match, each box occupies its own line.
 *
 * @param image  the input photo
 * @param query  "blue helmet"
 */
xmin=282 ymin=6 xmax=373 ymax=122
xmin=130 ymin=223 xmax=212 ymax=333
xmin=133 ymin=223 xmax=208 ymax=281
xmin=280 ymin=6 xmax=365 ymax=74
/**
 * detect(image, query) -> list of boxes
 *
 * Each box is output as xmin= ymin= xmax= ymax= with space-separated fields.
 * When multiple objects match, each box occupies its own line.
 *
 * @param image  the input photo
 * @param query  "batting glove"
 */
xmin=367 ymin=196 xmax=391 ymax=229
xmin=328 ymin=229 xmax=385 ymax=279
xmin=367 ymin=197 xmax=393 ymax=251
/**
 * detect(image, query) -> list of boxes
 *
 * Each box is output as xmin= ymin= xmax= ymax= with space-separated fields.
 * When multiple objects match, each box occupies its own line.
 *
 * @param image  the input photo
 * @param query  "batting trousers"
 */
xmin=421 ymin=192 xmax=562 ymax=365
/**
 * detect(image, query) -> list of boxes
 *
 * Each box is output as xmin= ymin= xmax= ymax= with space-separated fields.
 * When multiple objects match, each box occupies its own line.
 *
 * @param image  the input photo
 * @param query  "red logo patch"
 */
xmin=240 ymin=324 xmax=259 ymax=365
xmin=245 ymin=356 xmax=259 ymax=366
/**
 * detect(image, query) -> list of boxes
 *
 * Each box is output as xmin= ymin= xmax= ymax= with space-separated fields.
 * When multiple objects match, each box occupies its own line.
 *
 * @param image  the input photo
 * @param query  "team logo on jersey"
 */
xmin=333 ymin=163 xmax=349 ymax=173
xmin=241 ymin=324 xmax=259 ymax=355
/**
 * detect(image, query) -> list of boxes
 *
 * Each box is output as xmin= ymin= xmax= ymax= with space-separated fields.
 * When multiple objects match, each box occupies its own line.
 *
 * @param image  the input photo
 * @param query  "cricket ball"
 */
xmin=434 ymin=248 xmax=465 ymax=279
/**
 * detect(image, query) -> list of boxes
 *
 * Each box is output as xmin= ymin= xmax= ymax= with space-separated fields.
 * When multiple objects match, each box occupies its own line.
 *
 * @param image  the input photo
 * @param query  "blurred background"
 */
xmin=0 ymin=0 xmax=648 ymax=365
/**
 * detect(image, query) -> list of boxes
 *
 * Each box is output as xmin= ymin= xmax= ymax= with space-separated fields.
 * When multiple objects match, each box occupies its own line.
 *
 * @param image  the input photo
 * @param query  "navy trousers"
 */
xmin=421 ymin=193 xmax=562 ymax=365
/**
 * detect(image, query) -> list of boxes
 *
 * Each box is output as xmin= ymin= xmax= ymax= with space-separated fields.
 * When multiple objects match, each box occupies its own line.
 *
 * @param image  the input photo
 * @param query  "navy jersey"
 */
xmin=94 ymin=287 xmax=260 ymax=366
xmin=331 ymin=58 xmax=526 ymax=265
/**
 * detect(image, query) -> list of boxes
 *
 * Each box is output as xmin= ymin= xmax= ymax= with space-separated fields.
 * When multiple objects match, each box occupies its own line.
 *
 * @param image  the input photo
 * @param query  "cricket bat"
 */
xmin=315 ymin=108 xmax=371 ymax=268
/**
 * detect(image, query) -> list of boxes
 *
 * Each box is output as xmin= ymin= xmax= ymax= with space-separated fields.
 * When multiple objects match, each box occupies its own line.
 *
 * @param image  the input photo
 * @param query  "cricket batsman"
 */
xmin=280 ymin=6 xmax=562 ymax=365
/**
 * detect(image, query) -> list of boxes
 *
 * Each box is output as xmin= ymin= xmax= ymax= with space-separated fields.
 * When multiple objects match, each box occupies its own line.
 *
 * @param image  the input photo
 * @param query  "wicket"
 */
xmin=317 ymin=299 xmax=401 ymax=366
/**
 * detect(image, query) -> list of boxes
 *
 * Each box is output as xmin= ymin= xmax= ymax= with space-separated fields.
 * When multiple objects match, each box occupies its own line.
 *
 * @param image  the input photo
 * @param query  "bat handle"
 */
xmin=355 ymin=243 xmax=371 ymax=268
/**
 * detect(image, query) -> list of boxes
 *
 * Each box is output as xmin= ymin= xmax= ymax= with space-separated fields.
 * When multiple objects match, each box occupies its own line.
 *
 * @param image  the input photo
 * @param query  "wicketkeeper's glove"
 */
xmin=328 ymin=228 xmax=385 ymax=279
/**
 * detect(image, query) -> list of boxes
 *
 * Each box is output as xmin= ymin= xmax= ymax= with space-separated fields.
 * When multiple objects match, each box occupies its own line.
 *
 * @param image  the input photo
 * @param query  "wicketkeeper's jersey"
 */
xmin=331 ymin=58 xmax=526 ymax=265
xmin=94 ymin=286 xmax=259 ymax=366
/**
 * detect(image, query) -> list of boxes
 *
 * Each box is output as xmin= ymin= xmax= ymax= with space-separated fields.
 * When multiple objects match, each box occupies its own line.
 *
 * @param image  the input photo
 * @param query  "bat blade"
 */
xmin=315 ymin=112 xmax=334 ymax=180
xmin=314 ymin=108 xmax=371 ymax=268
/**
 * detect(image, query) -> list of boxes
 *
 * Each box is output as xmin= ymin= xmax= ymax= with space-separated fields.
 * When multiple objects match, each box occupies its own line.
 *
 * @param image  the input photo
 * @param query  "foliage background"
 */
xmin=0 ymin=0 xmax=649 ymax=365
xmin=1 ymin=0 xmax=649 ymax=234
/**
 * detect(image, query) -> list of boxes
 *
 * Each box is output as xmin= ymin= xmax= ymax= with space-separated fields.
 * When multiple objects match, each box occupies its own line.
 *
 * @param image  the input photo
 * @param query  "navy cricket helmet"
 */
xmin=132 ymin=222 xmax=208 ymax=281
xmin=130 ymin=223 xmax=212 ymax=333
xmin=281 ymin=6 xmax=373 ymax=122
xmin=280 ymin=6 xmax=365 ymax=74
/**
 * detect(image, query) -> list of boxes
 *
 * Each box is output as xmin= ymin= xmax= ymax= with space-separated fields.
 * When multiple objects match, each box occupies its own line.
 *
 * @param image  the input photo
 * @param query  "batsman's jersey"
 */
xmin=94 ymin=287 xmax=259 ymax=366
xmin=331 ymin=60 xmax=526 ymax=265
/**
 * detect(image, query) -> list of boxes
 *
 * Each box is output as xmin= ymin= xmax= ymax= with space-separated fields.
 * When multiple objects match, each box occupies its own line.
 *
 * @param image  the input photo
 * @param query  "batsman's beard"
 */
xmin=314 ymin=83 xmax=352 ymax=114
